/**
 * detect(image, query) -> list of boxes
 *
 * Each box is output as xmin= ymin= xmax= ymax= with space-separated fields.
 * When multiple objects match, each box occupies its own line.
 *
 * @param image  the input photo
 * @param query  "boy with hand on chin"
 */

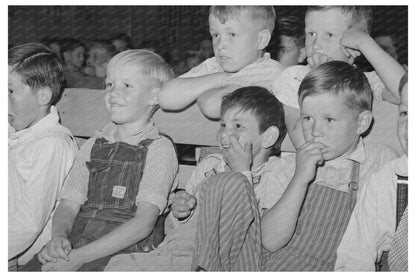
xmin=158 ymin=6 xmax=283 ymax=119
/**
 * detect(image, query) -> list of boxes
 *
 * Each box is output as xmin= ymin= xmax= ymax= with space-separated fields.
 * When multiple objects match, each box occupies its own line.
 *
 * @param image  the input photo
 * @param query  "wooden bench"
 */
xmin=56 ymin=88 xmax=403 ymax=186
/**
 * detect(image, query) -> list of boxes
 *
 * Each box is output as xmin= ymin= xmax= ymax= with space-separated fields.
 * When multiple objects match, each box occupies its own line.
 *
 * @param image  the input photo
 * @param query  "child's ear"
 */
xmin=261 ymin=126 xmax=280 ymax=149
xmin=148 ymin=87 xmax=160 ymax=106
xmin=36 ymin=88 xmax=52 ymax=106
xmin=356 ymin=110 xmax=373 ymax=135
xmin=257 ymin=29 xmax=271 ymax=50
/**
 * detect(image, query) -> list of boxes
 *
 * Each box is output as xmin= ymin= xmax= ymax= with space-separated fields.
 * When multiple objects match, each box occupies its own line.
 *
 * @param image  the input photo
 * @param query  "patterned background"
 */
xmin=8 ymin=6 xmax=408 ymax=66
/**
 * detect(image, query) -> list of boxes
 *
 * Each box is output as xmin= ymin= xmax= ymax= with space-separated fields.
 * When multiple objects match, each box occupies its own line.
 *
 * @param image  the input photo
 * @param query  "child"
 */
xmin=260 ymin=61 xmax=398 ymax=271
xmin=276 ymin=15 xmax=306 ymax=69
xmin=8 ymin=43 xmax=78 ymax=266
xmin=272 ymin=6 xmax=406 ymax=149
xmin=84 ymin=39 xmax=117 ymax=78
xmin=104 ymin=86 xmax=296 ymax=271
xmin=110 ymin=33 xmax=133 ymax=52
xmin=335 ymin=74 xmax=408 ymax=271
xmin=22 ymin=49 xmax=178 ymax=271
xmin=158 ymin=6 xmax=283 ymax=119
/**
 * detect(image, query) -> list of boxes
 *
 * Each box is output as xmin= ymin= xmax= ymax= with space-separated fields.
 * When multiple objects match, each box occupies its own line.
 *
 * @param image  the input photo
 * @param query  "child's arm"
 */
xmin=261 ymin=141 xmax=325 ymax=252
xmin=340 ymin=27 xmax=406 ymax=99
xmin=41 ymin=201 xmax=160 ymax=271
xmin=157 ymin=73 xmax=228 ymax=110
xmin=197 ymin=84 xmax=242 ymax=119
xmin=283 ymin=104 xmax=306 ymax=150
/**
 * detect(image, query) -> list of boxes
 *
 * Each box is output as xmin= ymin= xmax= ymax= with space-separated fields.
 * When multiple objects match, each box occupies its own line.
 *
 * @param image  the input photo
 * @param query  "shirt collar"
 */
xmin=209 ymin=52 xmax=271 ymax=73
xmin=325 ymin=138 xmax=366 ymax=167
xmin=9 ymin=106 xmax=60 ymax=147
xmin=95 ymin=120 xmax=160 ymax=144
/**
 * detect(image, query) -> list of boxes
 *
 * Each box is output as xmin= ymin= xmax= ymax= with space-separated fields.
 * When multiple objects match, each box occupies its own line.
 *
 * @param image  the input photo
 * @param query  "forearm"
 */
xmin=261 ymin=176 xmax=310 ymax=252
xmin=51 ymin=200 xmax=80 ymax=239
xmin=359 ymin=37 xmax=405 ymax=96
xmin=158 ymin=73 xmax=228 ymax=110
xmin=197 ymin=86 xmax=234 ymax=119
xmin=284 ymin=105 xmax=305 ymax=150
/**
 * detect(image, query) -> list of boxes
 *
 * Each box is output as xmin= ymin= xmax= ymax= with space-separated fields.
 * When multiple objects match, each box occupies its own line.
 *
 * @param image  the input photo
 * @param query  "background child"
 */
xmin=261 ymin=61 xmax=398 ymax=271
xmin=110 ymin=32 xmax=134 ymax=52
xmin=272 ymin=6 xmax=406 ymax=149
xmin=8 ymin=43 xmax=78 ymax=267
xmin=275 ymin=15 xmax=306 ymax=69
xmin=21 ymin=49 xmax=178 ymax=271
xmin=83 ymin=39 xmax=117 ymax=78
xmin=158 ymin=6 xmax=282 ymax=119
xmin=335 ymin=73 xmax=408 ymax=271
xmin=105 ymin=86 xmax=296 ymax=271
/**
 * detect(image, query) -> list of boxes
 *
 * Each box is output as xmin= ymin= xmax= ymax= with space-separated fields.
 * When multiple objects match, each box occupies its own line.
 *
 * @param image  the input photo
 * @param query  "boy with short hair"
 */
xmin=261 ymin=61 xmax=398 ymax=271
xmin=22 ymin=49 xmax=178 ymax=271
xmin=273 ymin=6 xmax=406 ymax=149
xmin=335 ymin=73 xmax=408 ymax=271
xmin=276 ymin=15 xmax=306 ymax=69
xmin=158 ymin=6 xmax=283 ymax=119
xmin=8 ymin=43 xmax=78 ymax=266
xmin=84 ymin=39 xmax=117 ymax=78
xmin=105 ymin=86 xmax=296 ymax=271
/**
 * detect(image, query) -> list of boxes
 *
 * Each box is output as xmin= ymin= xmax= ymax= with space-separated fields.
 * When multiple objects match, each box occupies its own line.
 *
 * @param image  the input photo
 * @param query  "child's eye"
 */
xmin=399 ymin=111 xmax=408 ymax=117
xmin=124 ymin=83 xmax=132 ymax=88
xmin=105 ymin=82 xmax=114 ymax=88
xmin=211 ymin=33 xmax=219 ymax=38
xmin=229 ymin=33 xmax=236 ymax=37
xmin=326 ymin=117 xmax=335 ymax=123
xmin=303 ymin=116 xmax=312 ymax=121
xmin=8 ymin=89 xmax=13 ymax=95
xmin=219 ymin=122 xmax=225 ymax=128
xmin=235 ymin=123 xmax=244 ymax=129
xmin=326 ymin=33 xmax=335 ymax=39
xmin=306 ymin=31 xmax=315 ymax=37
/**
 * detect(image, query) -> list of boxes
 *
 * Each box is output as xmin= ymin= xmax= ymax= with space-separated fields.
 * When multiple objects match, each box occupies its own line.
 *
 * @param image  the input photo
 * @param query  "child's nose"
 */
xmin=217 ymin=36 xmax=227 ymax=50
xmin=312 ymin=36 xmax=323 ymax=50
xmin=311 ymin=121 xmax=324 ymax=137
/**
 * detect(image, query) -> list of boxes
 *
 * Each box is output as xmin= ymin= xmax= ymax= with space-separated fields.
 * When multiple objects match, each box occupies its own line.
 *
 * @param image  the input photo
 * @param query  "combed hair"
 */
xmin=9 ymin=43 xmax=65 ymax=106
xmin=108 ymin=49 xmax=174 ymax=88
xmin=220 ymin=86 xmax=287 ymax=156
xmin=277 ymin=15 xmax=305 ymax=47
xmin=306 ymin=6 xmax=373 ymax=33
xmin=298 ymin=61 xmax=373 ymax=112
xmin=210 ymin=6 xmax=276 ymax=33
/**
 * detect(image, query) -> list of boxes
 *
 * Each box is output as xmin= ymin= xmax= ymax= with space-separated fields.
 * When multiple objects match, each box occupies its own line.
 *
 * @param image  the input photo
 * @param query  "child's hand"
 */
xmin=294 ymin=141 xmax=326 ymax=183
xmin=171 ymin=190 xmax=197 ymax=220
xmin=41 ymin=249 xmax=84 ymax=271
xmin=223 ymin=135 xmax=253 ymax=172
xmin=307 ymin=52 xmax=333 ymax=70
xmin=340 ymin=27 xmax=369 ymax=59
xmin=38 ymin=236 xmax=72 ymax=264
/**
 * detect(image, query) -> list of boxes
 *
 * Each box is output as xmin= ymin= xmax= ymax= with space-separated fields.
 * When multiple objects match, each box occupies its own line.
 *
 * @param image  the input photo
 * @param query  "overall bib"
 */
xmin=262 ymin=161 xmax=360 ymax=271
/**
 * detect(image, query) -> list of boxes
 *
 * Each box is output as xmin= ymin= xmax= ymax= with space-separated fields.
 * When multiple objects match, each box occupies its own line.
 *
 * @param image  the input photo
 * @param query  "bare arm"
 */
xmin=158 ymin=73 xmax=228 ymax=110
xmin=283 ymin=104 xmax=305 ymax=150
xmin=197 ymin=84 xmax=242 ymax=119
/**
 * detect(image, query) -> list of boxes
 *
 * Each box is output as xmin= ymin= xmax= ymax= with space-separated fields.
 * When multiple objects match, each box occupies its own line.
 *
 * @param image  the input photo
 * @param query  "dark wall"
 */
xmin=8 ymin=6 xmax=408 ymax=65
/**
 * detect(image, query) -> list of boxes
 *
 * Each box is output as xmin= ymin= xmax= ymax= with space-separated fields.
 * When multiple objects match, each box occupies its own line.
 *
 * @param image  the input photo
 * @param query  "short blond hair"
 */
xmin=107 ymin=49 xmax=174 ymax=88
xmin=210 ymin=6 xmax=276 ymax=33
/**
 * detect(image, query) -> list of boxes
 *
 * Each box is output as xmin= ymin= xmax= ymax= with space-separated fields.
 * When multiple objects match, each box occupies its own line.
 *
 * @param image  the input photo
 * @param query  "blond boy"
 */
xmin=158 ymin=6 xmax=282 ymax=119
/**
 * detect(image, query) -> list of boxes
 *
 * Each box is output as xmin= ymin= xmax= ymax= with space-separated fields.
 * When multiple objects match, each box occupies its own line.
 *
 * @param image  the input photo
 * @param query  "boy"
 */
xmin=261 ymin=61 xmax=398 ymax=271
xmin=276 ymin=15 xmax=306 ymax=69
xmin=22 ymin=49 xmax=178 ymax=271
xmin=105 ymin=86 xmax=296 ymax=271
xmin=158 ymin=6 xmax=282 ymax=119
xmin=272 ymin=6 xmax=406 ymax=149
xmin=8 ymin=43 xmax=78 ymax=266
xmin=84 ymin=39 xmax=117 ymax=78
xmin=335 ymin=74 xmax=408 ymax=271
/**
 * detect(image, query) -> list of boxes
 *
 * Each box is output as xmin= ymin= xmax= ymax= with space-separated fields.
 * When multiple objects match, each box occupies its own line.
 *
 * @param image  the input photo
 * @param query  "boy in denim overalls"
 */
xmin=22 ymin=49 xmax=178 ymax=271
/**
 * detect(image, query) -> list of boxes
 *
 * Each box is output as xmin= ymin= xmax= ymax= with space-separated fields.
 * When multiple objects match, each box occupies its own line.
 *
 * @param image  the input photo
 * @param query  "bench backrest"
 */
xmin=56 ymin=88 xmax=403 ymax=155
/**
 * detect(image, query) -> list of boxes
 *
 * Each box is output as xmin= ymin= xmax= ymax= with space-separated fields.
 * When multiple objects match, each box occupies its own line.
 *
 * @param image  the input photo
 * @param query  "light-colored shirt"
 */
xmin=335 ymin=155 xmax=407 ymax=271
xmin=8 ymin=106 xmax=78 ymax=262
xmin=59 ymin=121 xmax=178 ymax=214
xmin=181 ymin=53 xmax=283 ymax=90
xmin=104 ymin=153 xmax=296 ymax=271
xmin=272 ymin=65 xmax=386 ymax=109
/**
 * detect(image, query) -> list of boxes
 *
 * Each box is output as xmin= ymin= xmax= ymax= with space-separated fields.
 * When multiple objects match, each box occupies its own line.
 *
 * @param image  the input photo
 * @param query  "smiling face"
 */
xmin=209 ymin=10 xmax=265 ymax=73
xmin=305 ymin=9 xmax=353 ymax=63
xmin=104 ymin=63 xmax=155 ymax=128
xmin=397 ymin=83 xmax=408 ymax=155
xmin=8 ymin=67 xmax=43 ymax=131
xmin=300 ymin=93 xmax=364 ymax=161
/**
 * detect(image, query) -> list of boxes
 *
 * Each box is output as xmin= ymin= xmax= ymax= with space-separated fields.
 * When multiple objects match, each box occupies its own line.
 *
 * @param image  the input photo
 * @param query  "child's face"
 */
xmin=300 ymin=93 xmax=362 ymax=161
xmin=112 ymin=39 xmax=128 ymax=52
xmin=65 ymin=46 xmax=85 ymax=69
xmin=104 ymin=64 xmax=155 ymax=126
xmin=375 ymin=35 xmax=399 ymax=61
xmin=305 ymin=9 xmax=352 ymax=63
xmin=209 ymin=11 xmax=264 ymax=73
xmin=277 ymin=35 xmax=302 ymax=69
xmin=397 ymin=83 xmax=408 ymax=155
xmin=87 ymin=47 xmax=111 ymax=67
xmin=8 ymin=68 xmax=43 ymax=131
xmin=217 ymin=107 xmax=264 ymax=159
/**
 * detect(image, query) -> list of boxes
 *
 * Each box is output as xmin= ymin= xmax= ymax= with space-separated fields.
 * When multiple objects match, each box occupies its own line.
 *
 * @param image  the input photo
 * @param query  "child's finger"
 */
xmin=244 ymin=141 xmax=252 ymax=154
